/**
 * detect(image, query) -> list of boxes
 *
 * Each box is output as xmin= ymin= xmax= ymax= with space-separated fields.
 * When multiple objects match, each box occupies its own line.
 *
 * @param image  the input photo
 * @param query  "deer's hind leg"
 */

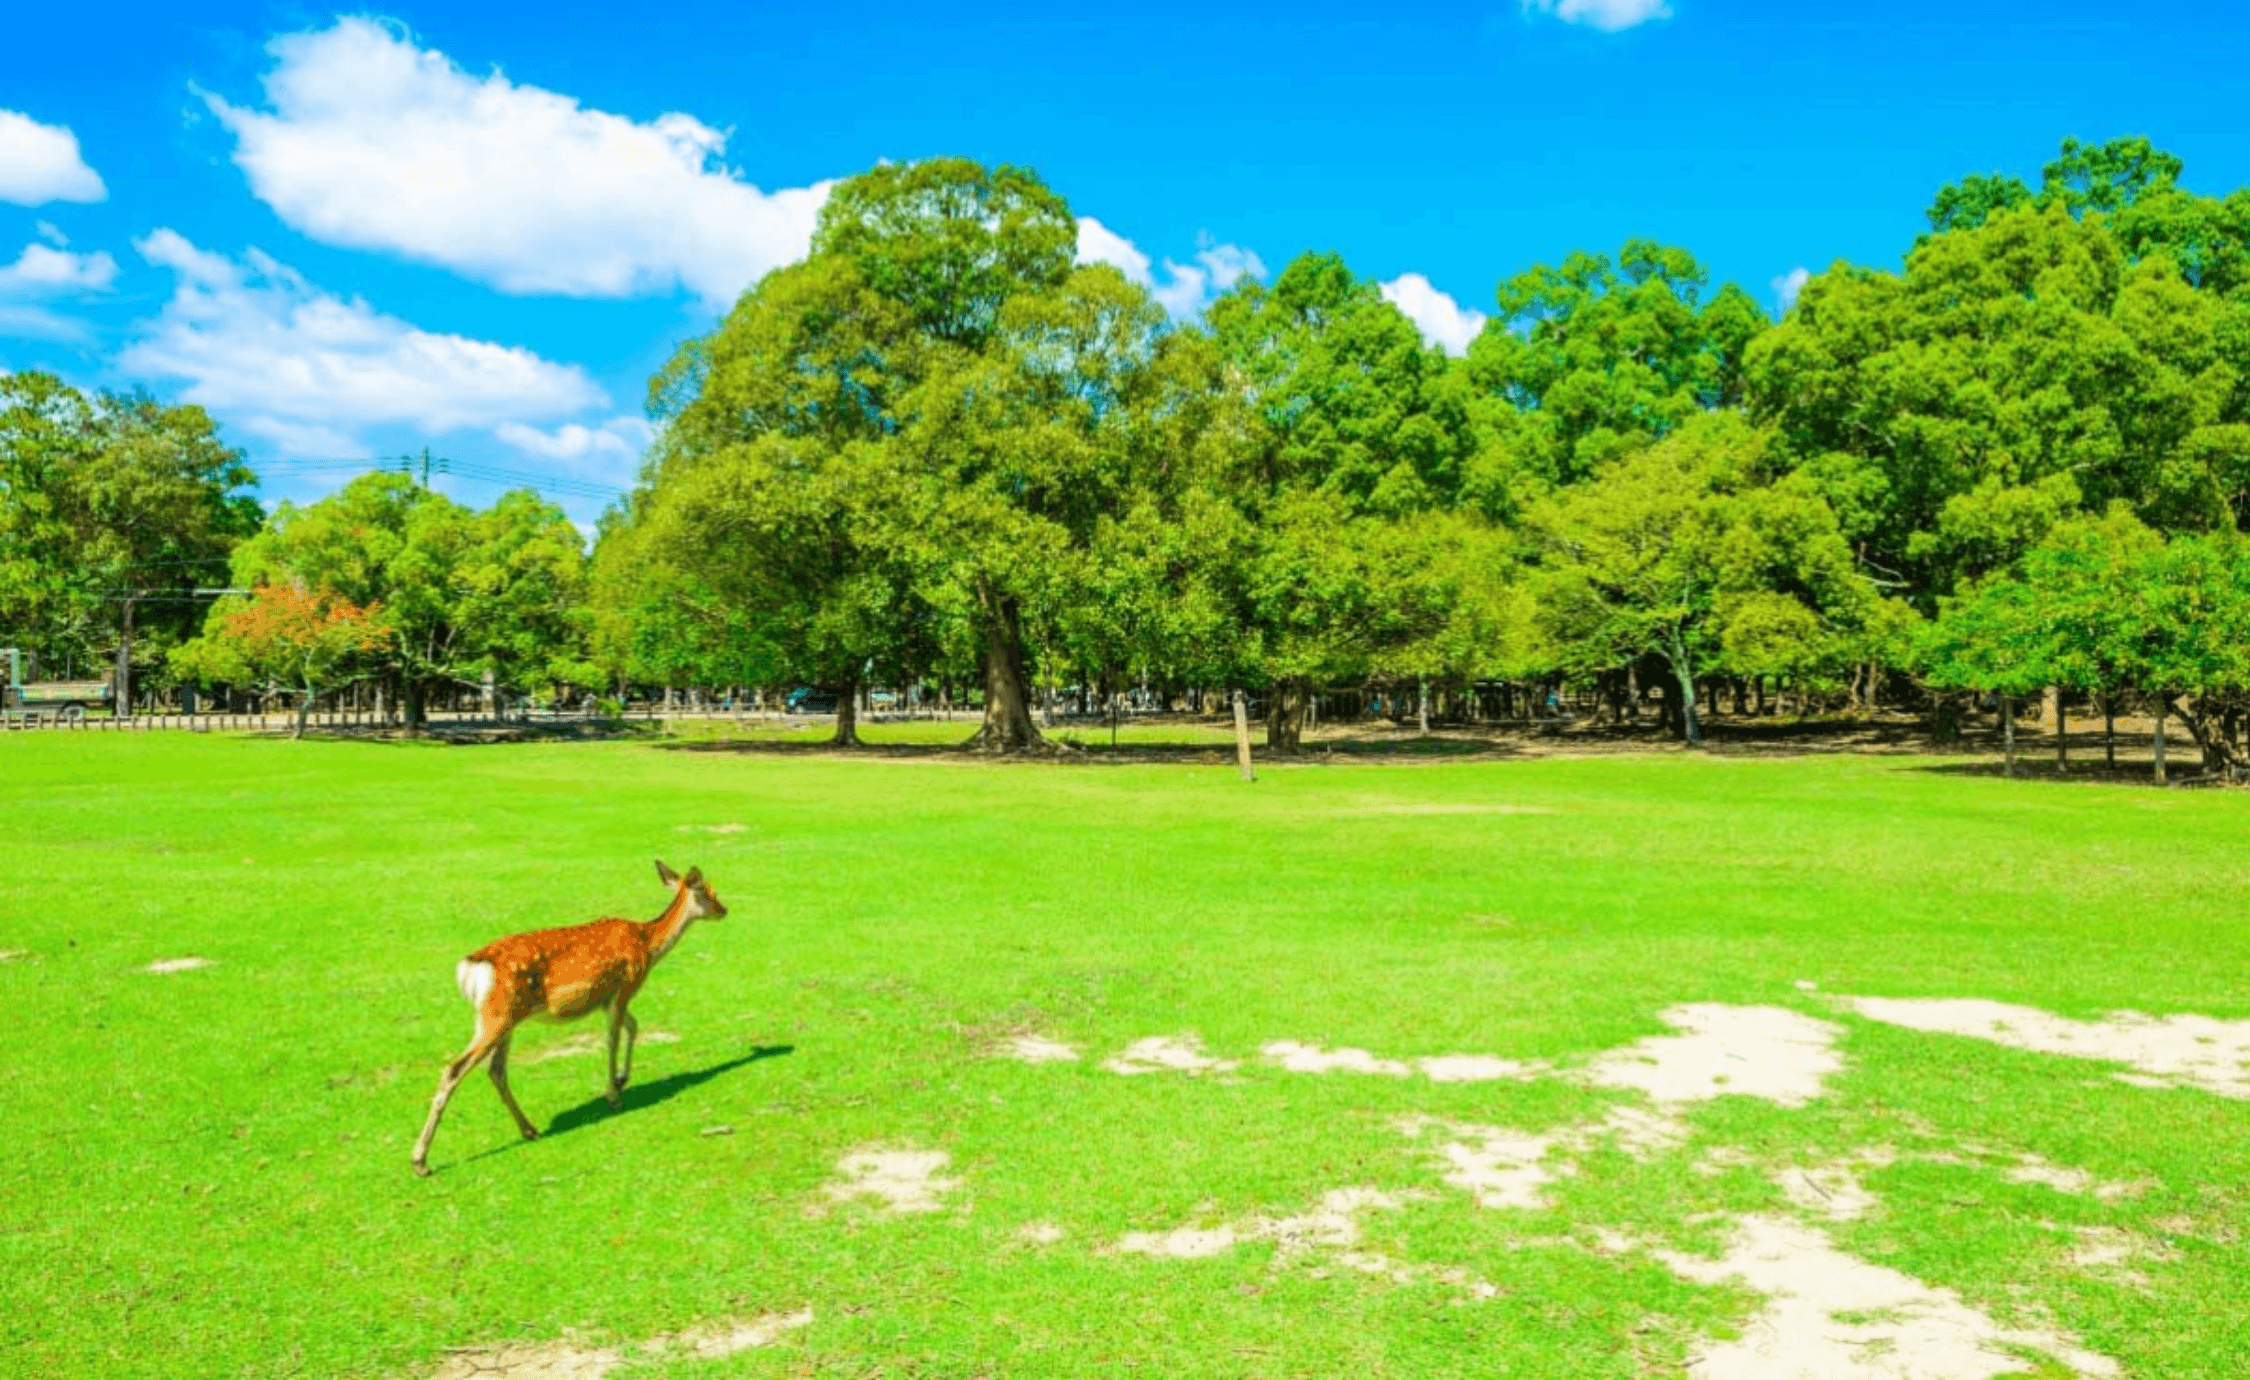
xmin=411 ymin=1010 xmax=510 ymax=1177
xmin=487 ymin=1031 xmax=540 ymax=1142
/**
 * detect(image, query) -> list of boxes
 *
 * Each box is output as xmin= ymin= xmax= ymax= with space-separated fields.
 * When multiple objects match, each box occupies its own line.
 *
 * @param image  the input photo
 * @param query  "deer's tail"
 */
xmin=455 ymin=958 xmax=497 ymax=1008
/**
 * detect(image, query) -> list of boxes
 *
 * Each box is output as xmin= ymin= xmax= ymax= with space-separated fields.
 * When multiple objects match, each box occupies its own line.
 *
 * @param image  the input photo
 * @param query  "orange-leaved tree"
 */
xmin=177 ymin=584 xmax=390 ymax=738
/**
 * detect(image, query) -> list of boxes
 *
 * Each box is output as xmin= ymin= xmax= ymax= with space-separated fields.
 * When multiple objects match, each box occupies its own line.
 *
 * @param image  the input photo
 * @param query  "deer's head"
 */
xmin=656 ymin=860 xmax=727 ymax=920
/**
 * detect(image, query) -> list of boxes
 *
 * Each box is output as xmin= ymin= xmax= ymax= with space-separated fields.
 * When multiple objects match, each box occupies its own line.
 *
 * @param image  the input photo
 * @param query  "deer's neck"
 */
xmin=642 ymin=890 xmax=697 ymax=964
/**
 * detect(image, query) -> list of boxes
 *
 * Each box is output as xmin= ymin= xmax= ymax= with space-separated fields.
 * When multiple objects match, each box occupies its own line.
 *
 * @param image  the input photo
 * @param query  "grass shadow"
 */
xmin=543 ymin=1044 xmax=795 ymax=1138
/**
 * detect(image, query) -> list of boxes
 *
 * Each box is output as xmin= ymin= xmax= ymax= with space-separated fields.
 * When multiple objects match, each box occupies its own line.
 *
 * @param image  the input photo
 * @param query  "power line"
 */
xmin=252 ymin=455 xmax=628 ymax=506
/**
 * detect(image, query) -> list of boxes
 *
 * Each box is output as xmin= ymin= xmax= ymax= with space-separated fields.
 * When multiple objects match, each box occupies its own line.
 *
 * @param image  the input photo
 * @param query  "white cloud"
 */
xmin=1076 ymin=218 xmax=1265 ymax=319
xmin=1773 ymin=265 xmax=1810 ymax=314
xmin=1379 ymin=273 xmax=1488 ymax=356
xmin=34 ymin=221 xmax=67 ymax=247
xmin=205 ymin=18 xmax=829 ymax=307
xmin=0 ymin=242 xmax=118 ymax=294
xmin=120 ymin=229 xmax=605 ymax=453
xmin=0 ymin=238 xmax=116 ymax=340
xmin=1075 ymin=217 xmax=1152 ymax=284
xmin=496 ymin=416 xmax=652 ymax=483
xmin=0 ymin=110 xmax=106 ymax=205
xmin=1521 ymin=0 xmax=1673 ymax=32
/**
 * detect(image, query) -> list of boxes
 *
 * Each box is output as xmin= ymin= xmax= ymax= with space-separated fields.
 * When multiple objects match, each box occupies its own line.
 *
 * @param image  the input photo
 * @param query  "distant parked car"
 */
xmin=786 ymin=687 xmax=838 ymax=713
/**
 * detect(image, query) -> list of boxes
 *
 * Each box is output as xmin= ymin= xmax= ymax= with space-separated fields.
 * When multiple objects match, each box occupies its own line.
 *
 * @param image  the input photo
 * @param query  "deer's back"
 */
xmin=467 ymin=917 xmax=649 ymax=1022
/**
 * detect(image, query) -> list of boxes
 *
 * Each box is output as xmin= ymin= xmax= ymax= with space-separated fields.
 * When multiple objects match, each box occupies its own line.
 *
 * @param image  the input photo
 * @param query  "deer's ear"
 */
xmin=683 ymin=866 xmax=704 ymax=888
xmin=656 ymin=860 xmax=680 ymax=887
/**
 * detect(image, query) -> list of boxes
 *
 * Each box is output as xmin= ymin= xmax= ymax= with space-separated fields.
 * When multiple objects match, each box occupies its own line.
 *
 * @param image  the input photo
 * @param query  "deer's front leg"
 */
xmin=604 ymin=1003 xmax=630 ymax=1108
xmin=609 ymin=1005 xmax=641 ymax=1102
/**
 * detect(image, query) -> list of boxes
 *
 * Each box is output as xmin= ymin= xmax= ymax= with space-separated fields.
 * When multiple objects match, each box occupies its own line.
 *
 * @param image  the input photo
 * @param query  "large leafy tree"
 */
xmin=0 ymin=372 xmax=259 ymax=687
xmin=1528 ymin=415 xmax=1878 ymax=745
xmin=220 ymin=473 xmax=591 ymax=725
xmin=1464 ymin=240 xmax=1768 ymax=490
xmin=1749 ymin=198 xmax=2250 ymax=600
xmin=173 ymin=585 xmax=389 ymax=738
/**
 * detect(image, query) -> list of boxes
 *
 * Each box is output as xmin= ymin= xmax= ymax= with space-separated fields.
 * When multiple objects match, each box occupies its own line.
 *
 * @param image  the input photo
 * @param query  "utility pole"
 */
xmin=114 ymin=592 xmax=139 ymax=719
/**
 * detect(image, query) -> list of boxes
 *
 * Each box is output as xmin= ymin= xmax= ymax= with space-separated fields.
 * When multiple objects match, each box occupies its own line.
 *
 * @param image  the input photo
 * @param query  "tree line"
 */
xmin=7 ymin=135 xmax=2250 ymax=761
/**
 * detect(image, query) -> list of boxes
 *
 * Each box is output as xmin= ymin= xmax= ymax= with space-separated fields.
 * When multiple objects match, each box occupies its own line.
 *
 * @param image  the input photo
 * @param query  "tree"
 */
xmin=224 ymin=473 xmax=590 ymax=726
xmin=1528 ymin=415 xmax=1872 ymax=745
xmin=0 ymin=372 xmax=259 ymax=693
xmin=174 ymin=585 xmax=388 ymax=738
xmin=1464 ymin=240 xmax=1769 ymax=489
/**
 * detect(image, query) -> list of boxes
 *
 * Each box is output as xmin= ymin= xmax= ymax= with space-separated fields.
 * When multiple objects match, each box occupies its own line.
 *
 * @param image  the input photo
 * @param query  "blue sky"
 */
xmin=5 ymin=0 xmax=2246 ymax=526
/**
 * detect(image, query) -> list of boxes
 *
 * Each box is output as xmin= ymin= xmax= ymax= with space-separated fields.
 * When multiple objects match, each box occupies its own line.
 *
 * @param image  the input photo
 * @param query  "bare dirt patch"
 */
xmin=426 ymin=1310 xmax=811 ymax=1380
xmin=1652 ymin=1215 xmax=2118 ymax=1379
xmin=143 ymin=957 xmax=213 ymax=974
xmin=997 ymin=1034 xmax=1081 ymax=1064
xmin=0 ymin=948 xmax=30 ymax=962
xmin=1261 ymin=1040 xmax=1545 ymax=1082
xmin=1847 ymin=996 xmax=2250 ymax=1100
xmin=821 ymin=1147 xmax=960 ymax=1215
xmin=675 ymin=822 xmax=750 ymax=834
xmin=1584 ymin=1004 xmax=1845 ymax=1107
xmin=1103 ymin=1035 xmax=1238 ymax=1077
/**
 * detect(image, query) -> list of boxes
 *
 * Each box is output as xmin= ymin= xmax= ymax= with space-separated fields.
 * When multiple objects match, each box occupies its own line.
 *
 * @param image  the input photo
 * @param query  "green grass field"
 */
xmin=3 ymin=729 xmax=2246 ymax=1378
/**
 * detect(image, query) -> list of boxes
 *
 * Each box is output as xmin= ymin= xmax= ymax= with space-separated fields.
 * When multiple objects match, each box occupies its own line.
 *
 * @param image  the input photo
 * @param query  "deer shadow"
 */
xmin=537 ymin=1045 xmax=795 ymax=1138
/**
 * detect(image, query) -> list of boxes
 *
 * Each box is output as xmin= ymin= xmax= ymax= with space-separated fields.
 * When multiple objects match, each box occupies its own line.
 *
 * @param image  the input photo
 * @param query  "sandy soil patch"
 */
xmin=1113 ymin=1187 xmax=1406 ymax=1259
xmin=997 ymin=1034 xmax=1081 ymax=1064
xmin=1422 ymin=1053 xmax=1548 ymax=1082
xmin=1104 ymin=1035 xmax=1238 ymax=1076
xmin=427 ymin=1310 xmax=810 ymax=1379
xmin=2063 ymin=1226 xmax=2174 ymax=1284
xmin=1653 ymin=1215 xmax=2118 ymax=1379
xmin=2002 ymin=1155 xmax=2141 ymax=1201
xmin=0 ymin=949 xmax=29 ymax=962
xmin=1109 ymin=1186 xmax=1503 ymax=1297
xmin=675 ymin=822 xmax=749 ymax=833
xmin=1847 ymin=996 xmax=2250 ymax=1100
xmin=143 ymin=957 xmax=213 ymax=974
xmin=1261 ymin=1041 xmax=1545 ymax=1082
xmin=1263 ymin=1041 xmax=1411 ymax=1076
xmin=1017 ymin=1221 xmax=1066 ymax=1244
xmin=1398 ymin=1117 xmax=1569 ymax=1210
xmin=1585 ymin=1004 xmax=1844 ymax=1107
xmin=822 ymin=1147 xmax=959 ymax=1214
xmin=517 ymin=1030 xmax=678 ymax=1065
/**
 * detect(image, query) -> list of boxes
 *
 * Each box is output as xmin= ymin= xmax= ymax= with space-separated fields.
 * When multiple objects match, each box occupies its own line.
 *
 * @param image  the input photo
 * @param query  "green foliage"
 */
xmin=1466 ymin=240 xmax=1769 ymax=488
xmin=213 ymin=473 xmax=592 ymax=717
xmin=0 ymin=371 xmax=258 ymax=679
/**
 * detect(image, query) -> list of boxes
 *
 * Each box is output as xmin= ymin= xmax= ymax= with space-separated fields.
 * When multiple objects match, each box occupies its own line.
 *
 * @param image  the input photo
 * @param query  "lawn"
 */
xmin=2 ymin=730 xmax=2245 ymax=1378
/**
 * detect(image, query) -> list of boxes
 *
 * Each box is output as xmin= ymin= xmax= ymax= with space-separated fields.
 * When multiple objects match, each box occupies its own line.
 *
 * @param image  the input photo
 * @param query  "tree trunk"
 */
xmin=2002 ymin=694 xmax=2016 ymax=777
xmin=832 ymin=676 xmax=862 ymax=747
xmin=2153 ymin=701 xmax=2167 ymax=785
xmin=2056 ymin=694 xmax=2068 ymax=772
xmin=1266 ymin=678 xmax=1307 ymax=752
xmin=2104 ymin=698 xmax=2116 ymax=769
xmin=295 ymin=682 xmax=312 ymax=740
xmin=402 ymin=680 xmax=427 ymax=732
xmin=1417 ymin=677 xmax=1430 ymax=737
xmin=967 ymin=584 xmax=1043 ymax=751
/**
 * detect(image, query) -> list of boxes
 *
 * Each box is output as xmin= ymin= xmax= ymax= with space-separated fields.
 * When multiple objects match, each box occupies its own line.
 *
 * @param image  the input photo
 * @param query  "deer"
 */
xmin=411 ymin=861 xmax=727 ymax=1177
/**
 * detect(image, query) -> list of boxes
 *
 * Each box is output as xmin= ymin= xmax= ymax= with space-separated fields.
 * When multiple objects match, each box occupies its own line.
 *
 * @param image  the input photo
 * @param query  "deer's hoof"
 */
xmin=412 ymin=1160 xmax=432 ymax=1178
xmin=521 ymin=1127 xmax=542 ymax=1142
